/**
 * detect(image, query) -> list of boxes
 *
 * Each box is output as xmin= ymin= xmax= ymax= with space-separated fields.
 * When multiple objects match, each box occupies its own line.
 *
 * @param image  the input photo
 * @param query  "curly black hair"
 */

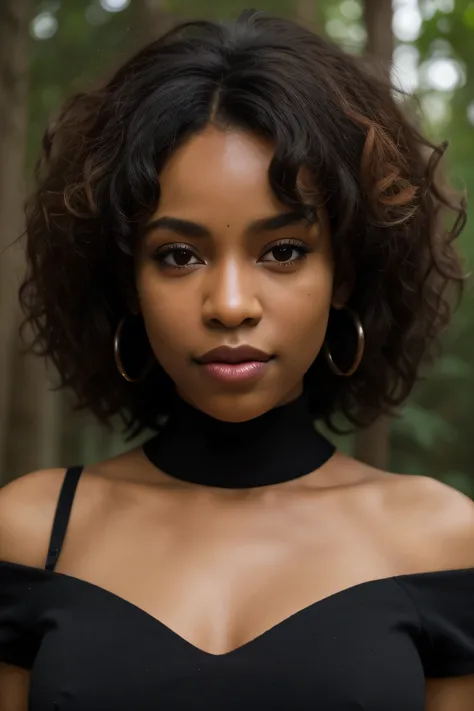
xmin=19 ymin=10 xmax=467 ymax=438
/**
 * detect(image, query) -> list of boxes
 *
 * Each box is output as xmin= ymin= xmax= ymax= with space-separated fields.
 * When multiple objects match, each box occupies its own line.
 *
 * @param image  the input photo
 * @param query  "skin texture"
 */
xmin=135 ymin=126 xmax=336 ymax=422
xmin=0 ymin=124 xmax=473 ymax=709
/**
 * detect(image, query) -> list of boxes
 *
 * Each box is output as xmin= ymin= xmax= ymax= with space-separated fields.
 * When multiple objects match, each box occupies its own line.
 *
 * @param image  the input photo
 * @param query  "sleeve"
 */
xmin=396 ymin=568 xmax=474 ymax=678
xmin=0 ymin=562 xmax=40 ymax=669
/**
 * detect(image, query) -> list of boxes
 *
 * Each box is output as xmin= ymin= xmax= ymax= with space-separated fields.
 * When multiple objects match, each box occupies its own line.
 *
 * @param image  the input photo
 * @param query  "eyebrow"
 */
xmin=142 ymin=209 xmax=317 ymax=239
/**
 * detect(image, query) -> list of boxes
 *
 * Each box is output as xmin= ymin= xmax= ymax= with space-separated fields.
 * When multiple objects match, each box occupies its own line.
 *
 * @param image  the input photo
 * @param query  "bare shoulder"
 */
xmin=0 ymin=448 xmax=153 ymax=569
xmin=0 ymin=469 xmax=69 ymax=565
xmin=383 ymin=472 xmax=474 ymax=529
xmin=0 ymin=471 xmax=71 ymax=696
xmin=379 ymin=472 xmax=474 ymax=570
xmin=0 ymin=466 xmax=111 ymax=569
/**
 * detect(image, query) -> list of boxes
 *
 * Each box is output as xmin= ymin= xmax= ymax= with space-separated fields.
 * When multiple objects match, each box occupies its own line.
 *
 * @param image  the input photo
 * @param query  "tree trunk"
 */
xmin=0 ymin=0 xmax=32 ymax=483
xmin=363 ymin=0 xmax=394 ymax=71
xmin=354 ymin=0 xmax=395 ymax=471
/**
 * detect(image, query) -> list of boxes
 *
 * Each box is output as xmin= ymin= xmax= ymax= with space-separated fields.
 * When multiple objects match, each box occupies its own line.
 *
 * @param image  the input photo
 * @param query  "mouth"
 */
xmin=193 ymin=346 xmax=274 ymax=384
xmin=194 ymin=345 xmax=273 ymax=365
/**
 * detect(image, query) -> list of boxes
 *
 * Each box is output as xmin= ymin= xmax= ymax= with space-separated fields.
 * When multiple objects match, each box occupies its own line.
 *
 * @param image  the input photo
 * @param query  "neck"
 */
xmin=142 ymin=392 xmax=335 ymax=489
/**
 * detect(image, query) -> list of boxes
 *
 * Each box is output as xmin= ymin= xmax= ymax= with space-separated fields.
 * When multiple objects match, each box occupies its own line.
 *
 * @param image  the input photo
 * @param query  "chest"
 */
xmin=27 ymin=480 xmax=433 ymax=710
xmin=31 ymin=574 xmax=426 ymax=711
xmin=57 ymin=484 xmax=400 ymax=657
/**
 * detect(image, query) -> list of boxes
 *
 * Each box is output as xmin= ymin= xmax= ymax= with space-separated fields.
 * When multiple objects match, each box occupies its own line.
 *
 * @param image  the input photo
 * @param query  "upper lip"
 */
xmin=195 ymin=345 xmax=272 ymax=364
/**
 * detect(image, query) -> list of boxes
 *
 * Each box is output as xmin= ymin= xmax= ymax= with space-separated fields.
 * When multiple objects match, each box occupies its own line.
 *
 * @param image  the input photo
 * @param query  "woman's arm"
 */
xmin=424 ymin=480 xmax=474 ymax=711
xmin=0 ymin=663 xmax=30 ymax=711
xmin=0 ymin=469 xmax=67 ymax=710
xmin=426 ymin=675 xmax=474 ymax=711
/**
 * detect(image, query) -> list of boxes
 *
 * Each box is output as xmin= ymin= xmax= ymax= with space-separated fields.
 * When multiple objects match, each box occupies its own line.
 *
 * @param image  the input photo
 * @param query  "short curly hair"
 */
xmin=19 ymin=10 xmax=467 ymax=438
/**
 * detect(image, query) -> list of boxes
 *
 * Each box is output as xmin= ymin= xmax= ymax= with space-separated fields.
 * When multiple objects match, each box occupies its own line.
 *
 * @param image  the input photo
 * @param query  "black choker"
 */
xmin=142 ymin=393 xmax=335 ymax=489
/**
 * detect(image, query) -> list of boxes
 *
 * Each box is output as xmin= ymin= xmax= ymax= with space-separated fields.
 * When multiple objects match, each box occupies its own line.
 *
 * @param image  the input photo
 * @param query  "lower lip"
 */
xmin=200 ymin=360 xmax=271 ymax=383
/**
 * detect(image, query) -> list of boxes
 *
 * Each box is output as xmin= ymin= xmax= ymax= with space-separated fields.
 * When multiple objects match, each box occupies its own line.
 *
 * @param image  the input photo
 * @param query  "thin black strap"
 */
xmin=45 ymin=466 xmax=84 ymax=572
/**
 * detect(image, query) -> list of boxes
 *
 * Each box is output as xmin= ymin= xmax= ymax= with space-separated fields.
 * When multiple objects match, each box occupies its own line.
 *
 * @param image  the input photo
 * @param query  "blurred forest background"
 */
xmin=0 ymin=0 xmax=473 ymax=494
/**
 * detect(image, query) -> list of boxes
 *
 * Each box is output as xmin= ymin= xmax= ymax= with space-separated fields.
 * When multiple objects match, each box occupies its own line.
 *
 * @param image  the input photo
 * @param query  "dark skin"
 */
xmin=0 ymin=125 xmax=473 ymax=709
xmin=134 ymin=126 xmax=335 ymax=421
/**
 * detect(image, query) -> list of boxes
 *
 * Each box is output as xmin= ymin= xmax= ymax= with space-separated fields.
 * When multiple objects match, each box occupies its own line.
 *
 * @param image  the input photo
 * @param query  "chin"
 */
xmin=187 ymin=389 xmax=279 ymax=423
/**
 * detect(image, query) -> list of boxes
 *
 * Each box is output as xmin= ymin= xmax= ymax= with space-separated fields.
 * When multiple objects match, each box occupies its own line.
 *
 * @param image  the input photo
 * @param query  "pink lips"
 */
xmin=202 ymin=360 xmax=269 ymax=383
xmin=194 ymin=345 xmax=273 ymax=384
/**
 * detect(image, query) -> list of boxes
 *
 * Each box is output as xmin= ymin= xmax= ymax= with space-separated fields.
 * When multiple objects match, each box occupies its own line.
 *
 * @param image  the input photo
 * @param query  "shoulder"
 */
xmin=0 ymin=468 xmax=68 ymax=567
xmin=381 ymin=473 xmax=474 ymax=571
xmin=0 ymin=466 xmax=113 ymax=569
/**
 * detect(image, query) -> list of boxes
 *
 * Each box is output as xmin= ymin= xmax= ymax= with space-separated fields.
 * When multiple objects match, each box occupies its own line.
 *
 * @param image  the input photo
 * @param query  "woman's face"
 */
xmin=135 ymin=126 xmax=335 ymax=422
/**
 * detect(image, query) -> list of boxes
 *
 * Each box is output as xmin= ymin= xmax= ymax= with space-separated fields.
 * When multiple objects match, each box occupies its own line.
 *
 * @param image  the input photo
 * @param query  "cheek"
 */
xmin=270 ymin=268 xmax=332 ymax=361
xmin=136 ymin=275 xmax=196 ymax=356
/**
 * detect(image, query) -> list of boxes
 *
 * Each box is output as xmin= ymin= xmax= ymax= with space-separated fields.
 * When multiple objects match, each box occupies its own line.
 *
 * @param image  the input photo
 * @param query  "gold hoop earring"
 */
xmin=114 ymin=315 xmax=151 ymax=383
xmin=323 ymin=308 xmax=365 ymax=377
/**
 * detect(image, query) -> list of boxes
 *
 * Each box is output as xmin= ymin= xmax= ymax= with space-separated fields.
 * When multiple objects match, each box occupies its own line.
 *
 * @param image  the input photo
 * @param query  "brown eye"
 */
xmin=260 ymin=239 xmax=312 ymax=265
xmin=271 ymin=245 xmax=294 ymax=262
xmin=172 ymin=249 xmax=194 ymax=266
xmin=154 ymin=244 xmax=203 ymax=269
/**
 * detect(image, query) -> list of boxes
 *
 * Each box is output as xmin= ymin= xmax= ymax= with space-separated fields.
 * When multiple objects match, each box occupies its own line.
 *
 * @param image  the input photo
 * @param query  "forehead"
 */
xmin=155 ymin=126 xmax=316 ymax=223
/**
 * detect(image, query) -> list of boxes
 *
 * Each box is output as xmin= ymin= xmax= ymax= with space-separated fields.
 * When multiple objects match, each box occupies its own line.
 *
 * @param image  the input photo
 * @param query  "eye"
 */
xmin=153 ymin=243 xmax=204 ymax=269
xmin=259 ymin=239 xmax=312 ymax=266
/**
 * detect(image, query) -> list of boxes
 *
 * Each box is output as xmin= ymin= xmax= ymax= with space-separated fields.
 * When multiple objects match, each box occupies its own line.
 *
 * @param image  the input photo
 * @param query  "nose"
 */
xmin=202 ymin=257 xmax=262 ymax=329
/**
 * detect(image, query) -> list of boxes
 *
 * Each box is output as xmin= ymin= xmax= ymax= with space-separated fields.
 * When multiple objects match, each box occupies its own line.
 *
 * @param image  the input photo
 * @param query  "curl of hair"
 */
xmin=19 ymin=11 xmax=467 ymax=438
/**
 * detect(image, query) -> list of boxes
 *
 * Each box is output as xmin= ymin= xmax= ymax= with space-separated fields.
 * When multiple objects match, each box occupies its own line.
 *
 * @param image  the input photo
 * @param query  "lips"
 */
xmin=195 ymin=345 xmax=272 ymax=365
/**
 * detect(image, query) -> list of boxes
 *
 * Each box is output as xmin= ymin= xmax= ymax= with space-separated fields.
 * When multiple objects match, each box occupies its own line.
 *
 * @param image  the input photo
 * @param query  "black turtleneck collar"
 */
xmin=142 ymin=392 xmax=335 ymax=489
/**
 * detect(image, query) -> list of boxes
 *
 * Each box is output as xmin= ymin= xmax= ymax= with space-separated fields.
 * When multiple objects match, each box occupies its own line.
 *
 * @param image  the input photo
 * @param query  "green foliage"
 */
xmin=164 ymin=0 xmax=296 ymax=19
xmin=388 ymin=1 xmax=474 ymax=486
xmin=27 ymin=0 xmax=137 ymax=174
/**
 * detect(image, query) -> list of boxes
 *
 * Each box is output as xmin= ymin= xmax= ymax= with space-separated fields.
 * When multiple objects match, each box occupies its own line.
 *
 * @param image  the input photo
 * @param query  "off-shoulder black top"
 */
xmin=1 ymin=395 xmax=473 ymax=710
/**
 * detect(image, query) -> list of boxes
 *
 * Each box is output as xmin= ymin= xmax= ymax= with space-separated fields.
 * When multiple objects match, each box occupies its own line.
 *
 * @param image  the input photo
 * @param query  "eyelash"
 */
xmin=153 ymin=239 xmax=313 ymax=271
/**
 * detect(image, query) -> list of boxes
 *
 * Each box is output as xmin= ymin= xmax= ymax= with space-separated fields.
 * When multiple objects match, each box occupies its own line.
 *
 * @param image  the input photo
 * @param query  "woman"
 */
xmin=0 ymin=9 xmax=473 ymax=710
